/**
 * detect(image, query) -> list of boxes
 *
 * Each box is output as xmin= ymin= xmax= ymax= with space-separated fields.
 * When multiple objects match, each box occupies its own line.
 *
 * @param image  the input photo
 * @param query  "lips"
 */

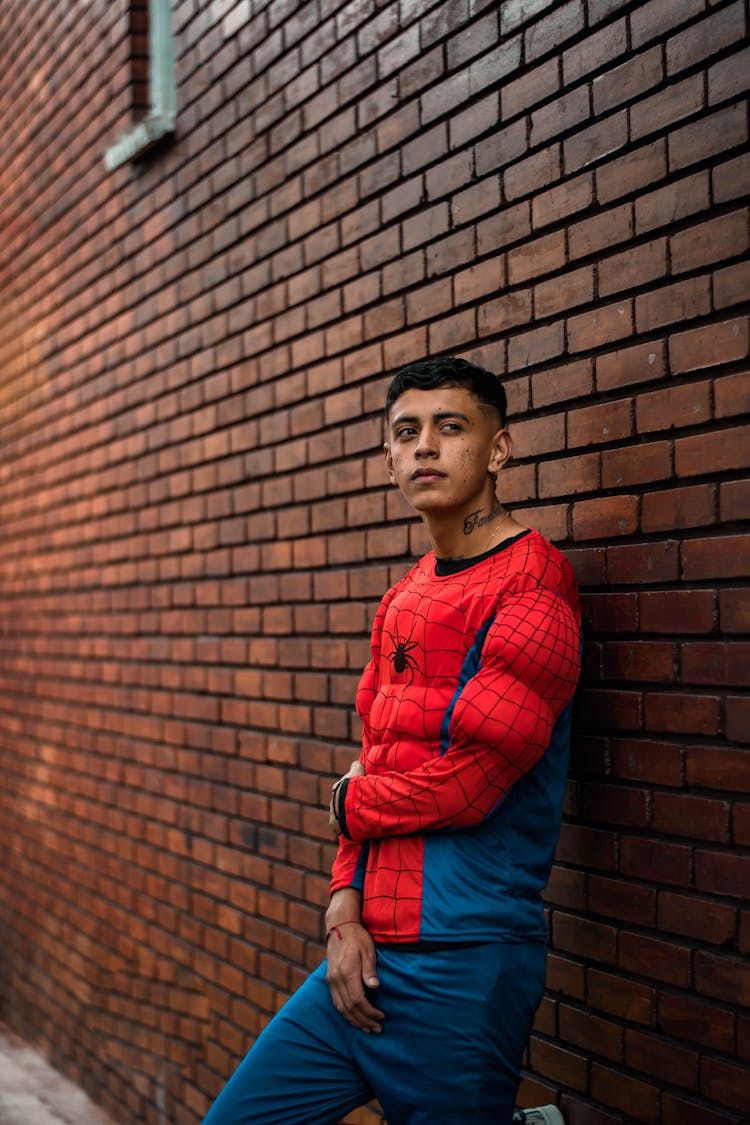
xmin=412 ymin=468 xmax=446 ymax=480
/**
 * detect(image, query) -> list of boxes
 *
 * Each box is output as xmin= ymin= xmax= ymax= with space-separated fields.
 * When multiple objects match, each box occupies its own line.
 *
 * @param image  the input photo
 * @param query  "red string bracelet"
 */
xmin=326 ymin=921 xmax=360 ymax=942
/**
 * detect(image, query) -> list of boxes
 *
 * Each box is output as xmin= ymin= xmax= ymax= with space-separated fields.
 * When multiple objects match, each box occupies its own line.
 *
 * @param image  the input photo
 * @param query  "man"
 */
xmin=204 ymin=357 xmax=580 ymax=1125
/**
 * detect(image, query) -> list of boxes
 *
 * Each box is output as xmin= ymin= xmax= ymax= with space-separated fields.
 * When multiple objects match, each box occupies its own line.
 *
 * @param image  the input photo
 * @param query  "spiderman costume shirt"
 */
xmin=331 ymin=528 xmax=582 ymax=946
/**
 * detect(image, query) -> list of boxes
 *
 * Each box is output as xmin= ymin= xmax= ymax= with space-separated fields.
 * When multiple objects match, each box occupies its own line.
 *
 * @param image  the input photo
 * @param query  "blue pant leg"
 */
xmin=352 ymin=943 xmax=547 ymax=1125
xmin=203 ymin=962 xmax=372 ymax=1125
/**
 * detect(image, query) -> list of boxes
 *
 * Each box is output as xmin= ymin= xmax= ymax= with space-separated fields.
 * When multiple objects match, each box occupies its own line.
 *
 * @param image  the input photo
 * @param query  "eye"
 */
xmin=395 ymin=425 xmax=417 ymax=439
xmin=441 ymin=421 xmax=462 ymax=432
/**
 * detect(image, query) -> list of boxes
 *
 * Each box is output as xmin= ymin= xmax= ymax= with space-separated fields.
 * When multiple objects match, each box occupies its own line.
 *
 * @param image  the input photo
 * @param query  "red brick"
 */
xmin=599 ymin=238 xmax=668 ymax=297
xmin=659 ymin=888 xmax=737 ymax=943
xmin=727 ymin=695 xmax=750 ymax=743
xmin=556 ymin=823 xmax=618 ymax=871
xmin=631 ymin=73 xmax=704 ymax=141
xmin=737 ymin=804 xmax=750 ymax=846
xmin=568 ymin=398 xmax=633 ymax=448
xmin=719 ymin=588 xmax=750 ymax=633
xmin=695 ymin=949 xmax=750 ymax=1007
xmin=581 ymin=592 xmax=638 ymax=633
xmin=668 ymin=1 xmax=746 ymax=75
xmin=619 ymin=837 xmax=692 ymax=888
xmin=533 ymin=359 xmax=594 ymax=409
xmin=532 ymin=173 xmax=593 ymax=229
xmin=645 ymin=691 xmax=721 ymax=736
xmin=715 ymin=259 xmax=750 ymax=311
xmin=596 ymin=138 xmax=667 ymax=204
xmin=544 ymin=865 xmax=587 ymax=910
xmin=546 ymin=952 xmax=587 ymax=1000
xmin=602 ymin=640 xmax=675 ymax=683
xmin=594 ymin=45 xmax=663 ymax=115
xmin=454 ymin=257 xmax=505 ymax=308
xmin=536 ymin=266 xmax=596 ymax=318
xmin=677 ymin=423 xmax=750 ymax=479
xmin=563 ymin=17 xmax=627 ymax=82
xmin=709 ymin=42 xmax=750 ymax=106
xmin=635 ymin=170 xmax=710 ymax=234
xmin=569 ymin=201 xmax=633 ymax=259
xmin=687 ymin=745 xmax=750 ymax=792
xmin=573 ymin=495 xmax=638 ymax=540
xmin=702 ymin=1057 xmax=750 ymax=1114
xmin=625 ymin=1029 xmax=699 ymax=1089
xmin=587 ymin=968 xmax=655 ymax=1025
xmin=530 ymin=86 xmax=591 ymax=146
xmin=588 ymin=874 xmax=656 ymax=926
xmin=507 ymin=322 xmax=565 ymax=371
xmin=662 ymin=1094 xmax=740 ymax=1125
xmin=507 ymin=230 xmax=566 ymax=284
xmin=511 ymin=503 xmax=569 ymax=542
xmin=477 ymin=200 xmax=532 ymax=253
xmin=682 ymin=642 xmax=750 ymax=689
xmin=682 ymin=533 xmax=750 ymax=581
xmin=721 ymin=478 xmax=750 ymax=523
xmin=607 ymin=540 xmax=680 ymax=585
xmin=504 ymin=144 xmax=562 ymax=201
xmin=671 ymin=208 xmax=749 ymax=274
xmin=609 ymin=737 xmax=684 ymax=786
xmin=502 ymin=56 xmax=560 ymax=119
xmin=538 ymin=453 xmax=599 ymax=499
xmin=601 ymin=438 xmax=672 ymax=488
xmin=568 ymin=300 xmax=634 ymax=352
xmin=630 ymin=0 xmax=704 ymax=49
xmin=670 ymin=101 xmax=748 ymax=173
xmin=620 ymin=930 xmax=692 ymax=987
xmin=558 ymin=1004 xmax=623 ymax=1062
xmin=695 ymin=849 xmax=750 ymax=900
xmin=529 ymin=1036 xmax=589 ymax=1090
xmin=577 ymin=686 xmax=642 ymax=730
xmin=653 ymin=793 xmax=730 ymax=843
xmin=640 ymin=590 xmax=715 ymax=634
xmin=658 ymin=993 xmax=736 ymax=1054
xmin=525 ymin=0 xmax=585 ymax=62
xmin=565 ymin=111 xmax=628 ymax=172
xmin=590 ymin=1061 xmax=659 ymax=1122
xmin=642 ymin=483 xmax=715 ymax=532
xmin=636 ymin=275 xmax=711 ymax=333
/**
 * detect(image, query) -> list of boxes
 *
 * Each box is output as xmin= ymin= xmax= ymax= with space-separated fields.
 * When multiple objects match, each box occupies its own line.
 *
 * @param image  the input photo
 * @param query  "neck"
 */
xmin=423 ymin=494 xmax=521 ymax=560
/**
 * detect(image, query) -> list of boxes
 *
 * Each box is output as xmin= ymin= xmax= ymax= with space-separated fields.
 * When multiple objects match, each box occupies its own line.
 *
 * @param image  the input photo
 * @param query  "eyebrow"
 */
xmin=391 ymin=411 xmax=472 ymax=427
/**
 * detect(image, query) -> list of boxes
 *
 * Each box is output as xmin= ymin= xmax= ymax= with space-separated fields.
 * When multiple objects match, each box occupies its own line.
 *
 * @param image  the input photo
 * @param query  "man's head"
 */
xmin=385 ymin=356 xmax=507 ymax=429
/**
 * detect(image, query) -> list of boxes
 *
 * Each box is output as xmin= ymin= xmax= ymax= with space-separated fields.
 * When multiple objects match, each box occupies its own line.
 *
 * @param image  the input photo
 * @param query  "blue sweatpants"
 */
xmin=203 ymin=942 xmax=547 ymax=1125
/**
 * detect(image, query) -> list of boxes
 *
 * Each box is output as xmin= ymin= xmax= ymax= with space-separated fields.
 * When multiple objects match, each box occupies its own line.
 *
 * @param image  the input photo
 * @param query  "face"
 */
xmin=384 ymin=386 xmax=511 ymax=517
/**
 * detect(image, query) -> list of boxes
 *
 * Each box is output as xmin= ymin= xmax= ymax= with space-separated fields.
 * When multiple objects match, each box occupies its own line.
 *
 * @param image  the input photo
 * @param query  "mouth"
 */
xmin=412 ymin=469 xmax=446 ymax=481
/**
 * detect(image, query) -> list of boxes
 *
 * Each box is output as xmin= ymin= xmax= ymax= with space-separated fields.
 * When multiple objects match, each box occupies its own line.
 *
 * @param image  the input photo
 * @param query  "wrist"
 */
xmin=325 ymin=920 xmax=361 ymax=943
xmin=325 ymin=888 xmax=362 ymax=932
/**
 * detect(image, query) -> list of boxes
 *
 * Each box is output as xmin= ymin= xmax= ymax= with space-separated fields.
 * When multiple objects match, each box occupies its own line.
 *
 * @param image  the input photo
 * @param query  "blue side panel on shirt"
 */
xmin=439 ymin=612 xmax=495 ymax=756
xmin=421 ymin=698 xmax=575 ymax=941
xmin=352 ymin=841 xmax=370 ymax=891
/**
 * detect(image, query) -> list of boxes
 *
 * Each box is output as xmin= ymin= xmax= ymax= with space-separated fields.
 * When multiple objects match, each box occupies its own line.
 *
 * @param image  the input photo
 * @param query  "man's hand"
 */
xmin=328 ymin=760 xmax=365 ymax=837
xmin=325 ymin=921 xmax=384 ymax=1033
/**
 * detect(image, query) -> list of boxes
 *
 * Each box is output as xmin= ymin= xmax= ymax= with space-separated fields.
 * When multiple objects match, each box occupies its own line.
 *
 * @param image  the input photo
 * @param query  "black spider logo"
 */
xmin=386 ymin=631 xmax=419 ymax=685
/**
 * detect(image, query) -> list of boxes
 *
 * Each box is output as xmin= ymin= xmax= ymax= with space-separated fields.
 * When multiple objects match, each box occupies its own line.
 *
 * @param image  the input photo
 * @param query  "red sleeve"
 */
xmin=339 ymin=585 xmax=581 ymax=842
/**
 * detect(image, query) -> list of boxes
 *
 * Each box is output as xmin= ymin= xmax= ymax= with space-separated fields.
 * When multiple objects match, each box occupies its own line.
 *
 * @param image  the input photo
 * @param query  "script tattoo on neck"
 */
xmin=463 ymin=504 xmax=505 ymax=536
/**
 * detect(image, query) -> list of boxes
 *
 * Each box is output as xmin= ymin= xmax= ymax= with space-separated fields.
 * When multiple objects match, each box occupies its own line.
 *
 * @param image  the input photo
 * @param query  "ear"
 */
xmin=488 ymin=428 xmax=512 ymax=476
xmin=383 ymin=442 xmax=398 ymax=486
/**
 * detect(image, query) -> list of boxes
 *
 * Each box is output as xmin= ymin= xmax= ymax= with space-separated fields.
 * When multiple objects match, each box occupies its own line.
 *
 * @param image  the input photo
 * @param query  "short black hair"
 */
xmin=385 ymin=356 xmax=507 ymax=427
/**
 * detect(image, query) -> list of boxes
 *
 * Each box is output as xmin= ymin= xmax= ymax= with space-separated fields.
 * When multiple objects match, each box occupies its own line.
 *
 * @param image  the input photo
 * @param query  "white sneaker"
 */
xmin=512 ymin=1107 xmax=565 ymax=1125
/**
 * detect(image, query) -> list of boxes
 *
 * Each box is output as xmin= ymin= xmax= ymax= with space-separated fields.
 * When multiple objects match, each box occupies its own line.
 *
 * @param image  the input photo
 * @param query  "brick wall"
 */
xmin=0 ymin=1 xmax=748 ymax=1123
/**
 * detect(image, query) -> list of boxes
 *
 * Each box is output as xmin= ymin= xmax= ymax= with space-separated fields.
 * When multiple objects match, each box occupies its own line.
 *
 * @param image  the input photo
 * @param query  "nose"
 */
xmin=415 ymin=425 xmax=438 ymax=458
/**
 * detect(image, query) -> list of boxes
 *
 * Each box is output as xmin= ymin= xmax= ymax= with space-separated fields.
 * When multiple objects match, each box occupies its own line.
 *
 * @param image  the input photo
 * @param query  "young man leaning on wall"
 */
xmin=204 ymin=357 xmax=581 ymax=1125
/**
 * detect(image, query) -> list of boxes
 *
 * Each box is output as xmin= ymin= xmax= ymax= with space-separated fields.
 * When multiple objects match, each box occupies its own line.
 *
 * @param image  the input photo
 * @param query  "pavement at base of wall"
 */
xmin=0 ymin=1024 xmax=118 ymax=1125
